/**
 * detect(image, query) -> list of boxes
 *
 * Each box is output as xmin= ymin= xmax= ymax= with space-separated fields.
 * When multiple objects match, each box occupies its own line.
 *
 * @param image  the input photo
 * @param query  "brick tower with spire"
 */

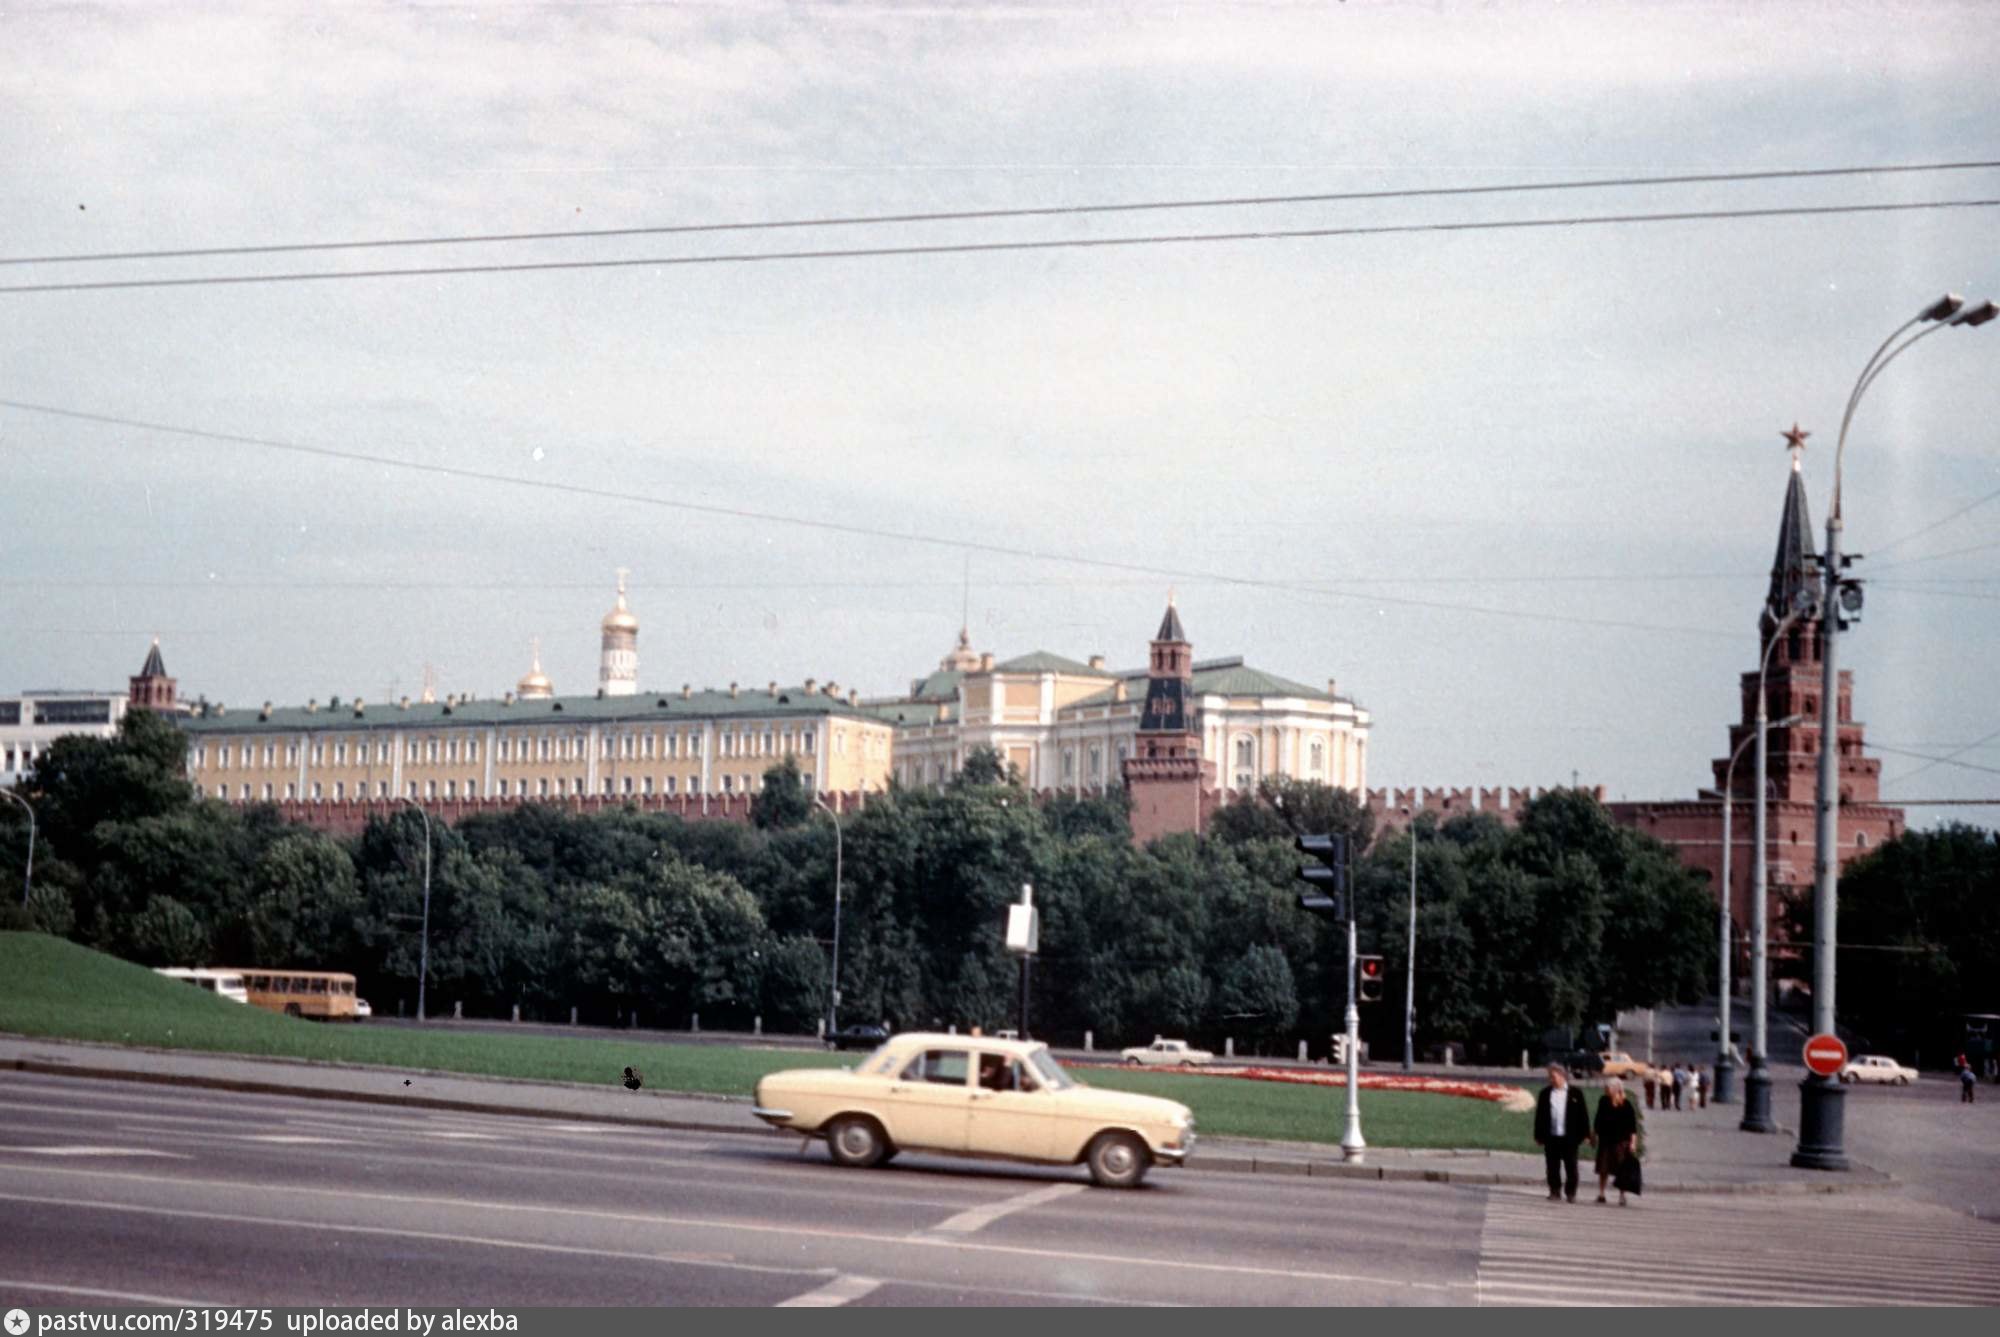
xmin=1122 ymin=594 xmax=1218 ymax=844
xmin=128 ymin=638 xmax=177 ymax=714
xmin=1610 ymin=427 xmax=1905 ymax=952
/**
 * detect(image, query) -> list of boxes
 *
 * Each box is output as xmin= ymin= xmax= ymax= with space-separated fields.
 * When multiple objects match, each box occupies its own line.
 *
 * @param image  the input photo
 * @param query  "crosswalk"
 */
xmin=1477 ymin=1187 xmax=1999 ymax=1306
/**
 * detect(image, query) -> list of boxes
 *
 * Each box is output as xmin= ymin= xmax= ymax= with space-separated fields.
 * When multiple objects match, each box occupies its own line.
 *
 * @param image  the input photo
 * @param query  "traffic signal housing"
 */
xmin=1295 ymin=833 xmax=1346 ymax=921
xmin=1357 ymin=954 xmax=1385 ymax=1003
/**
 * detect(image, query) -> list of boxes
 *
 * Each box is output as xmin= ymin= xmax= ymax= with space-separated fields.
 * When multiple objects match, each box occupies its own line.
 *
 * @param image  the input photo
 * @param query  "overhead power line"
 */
xmin=5 ymin=158 xmax=1994 ymax=268
xmin=0 ymin=398 xmax=1736 ymax=641
xmin=3 ymin=198 xmax=1996 ymax=295
xmin=1882 ymin=724 xmax=2000 ymax=786
xmin=1869 ymin=481 xmax=2000 ymax=560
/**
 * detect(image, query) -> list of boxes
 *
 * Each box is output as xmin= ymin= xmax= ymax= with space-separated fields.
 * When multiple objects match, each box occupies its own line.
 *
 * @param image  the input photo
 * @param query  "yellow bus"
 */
xmin=233 ymin=969 xmax=362 ymax=1021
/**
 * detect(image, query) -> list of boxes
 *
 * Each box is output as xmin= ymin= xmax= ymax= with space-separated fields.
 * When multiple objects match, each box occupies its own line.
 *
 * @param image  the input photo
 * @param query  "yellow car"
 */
xmin=752 ymin=1032 xmax=1196 ymax=1187
xmin=1599 ymin=1052 xmax=1653 ymax=1080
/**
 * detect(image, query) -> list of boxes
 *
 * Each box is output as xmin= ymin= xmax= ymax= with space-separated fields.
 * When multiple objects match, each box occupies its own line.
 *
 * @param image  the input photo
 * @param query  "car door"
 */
xmin=965 ymin=1053 xmax=1058 ymax=1162
xmin=886 ymin=1047 xmax=975 ymax=1152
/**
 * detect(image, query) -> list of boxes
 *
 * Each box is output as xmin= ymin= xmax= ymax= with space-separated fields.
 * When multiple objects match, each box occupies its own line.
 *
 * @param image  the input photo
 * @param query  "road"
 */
xmin=2 ymin=1071 xmax=1995 ymax=1307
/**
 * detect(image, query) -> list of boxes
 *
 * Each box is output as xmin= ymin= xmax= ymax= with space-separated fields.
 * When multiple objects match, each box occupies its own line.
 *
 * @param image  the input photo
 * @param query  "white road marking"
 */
xmin=236 ymin=1135 xmax=353 ymax=1145
xmin=418 ymin=1131 xmax=503 ymax=1140
xmin=776 ymin=1274 xmax=883 ymax=1307
xmin=0 ymin=1277 xmax=222 ymax=1307
xmin=924 ymin=1182 xmax=1086 ymax=1235
xmin=2 ymin=1146 xmax=190 ymax=1158
xmin=0 ymin=1169 xmax=1472 ymax=1294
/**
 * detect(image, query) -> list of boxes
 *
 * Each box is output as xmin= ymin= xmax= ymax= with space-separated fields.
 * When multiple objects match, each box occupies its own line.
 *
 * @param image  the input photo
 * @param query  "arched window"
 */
xmin=1235 ymin=737 xmax=1254 ymax=768
xmin=1310 ymin=739 xmax=1325 ymax=773
xmin=1088 ymin=745 xmax=1102 ymax=779
xmin=1062 ymin=748 xmax=1075 ymax=779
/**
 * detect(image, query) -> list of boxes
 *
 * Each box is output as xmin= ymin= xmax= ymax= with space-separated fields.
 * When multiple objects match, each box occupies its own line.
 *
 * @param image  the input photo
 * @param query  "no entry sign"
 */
xmin=1803 ymin=1033 xmax=1849 ymax=1077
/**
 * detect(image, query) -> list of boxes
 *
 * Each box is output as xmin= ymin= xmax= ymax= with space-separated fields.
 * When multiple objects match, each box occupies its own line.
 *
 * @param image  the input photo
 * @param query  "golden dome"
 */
xmin=602 ymin=569 xmax=639 ymax=633
xmin=517 ymin=637 xmax=555 ymax=699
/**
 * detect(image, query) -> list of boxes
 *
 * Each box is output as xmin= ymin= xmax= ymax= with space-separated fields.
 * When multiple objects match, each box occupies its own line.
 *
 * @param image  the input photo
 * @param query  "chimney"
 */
xmin=767 ymin=680 xmax=777 ymax=696
xmin=1327 ymin=678 xmax=1338 ymax=698
xmin=728 ymin=682 xmax=739 ymax=698
xmin=214 ymin=703 xmax=226 ymax=717
xmin=823 ymin=681 xmax=838 ymax=697
xmin=979 ymin=653 xmax=994 ymax=671
xmin=1113 ymin=681 xmax=1127 ymax=702
xmin=399 ymin=696 xmax=411 ymax=710
xmin=353 ymin=698 xmax=365 ymax=717
xmin=306 ymin=699 xmax=318 ymax=714
xmin=260 ymin=702 xmax=273 ymax=721
xmin=503 ymin=691 xmax=515 ymax=706
xmin=329 ymin=696 xmax=342 ymax=710
xmin=803 ymin=677 xmax=817 ymax=695
xmin=848 ymin=689 xmax=859 ymax=706
xmin=937 ymin=702 xmax=950 ymax=721
xmin=681 ymin=684 xmax=692 ymax=700
xmin=1088 ymin=654 xmax=1106 ymax=670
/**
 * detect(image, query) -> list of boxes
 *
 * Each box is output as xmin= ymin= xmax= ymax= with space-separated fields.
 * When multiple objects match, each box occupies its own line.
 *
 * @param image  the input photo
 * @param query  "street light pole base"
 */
xmin=1739 ymin=1058 xmax=1776 ymax=1132
xmin=1712 ymin=1053 xmax=1738 ymax=1105
xmin=1790 ymin=1076 xmax=1850 ymax=1170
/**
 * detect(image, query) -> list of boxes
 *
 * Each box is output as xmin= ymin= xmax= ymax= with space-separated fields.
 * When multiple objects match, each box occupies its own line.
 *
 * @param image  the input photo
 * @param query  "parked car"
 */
xmin=826 ymin=1023 xmax=890 ymax=1052
xmin=1598 ymin=1051 xmax=1651 ymax=1079
xmin=1840 ymin=1055 xmax=1918 ymax=1085
xmin=353 ymin=998 xmax=372 ymax=1020
xmin=1119 ymin=1038 xmax=1214 ymax=1068
xmin=753 ymin=1032 xmax=1195 ymax=1187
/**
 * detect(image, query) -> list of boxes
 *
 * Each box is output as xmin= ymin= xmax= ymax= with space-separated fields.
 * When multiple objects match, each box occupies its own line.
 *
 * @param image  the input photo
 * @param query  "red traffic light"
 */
xmin=1357 ymin=954 xmax=1385 ymax=1002
xmin=1360 ymin=958 xmax=1383 ymax=979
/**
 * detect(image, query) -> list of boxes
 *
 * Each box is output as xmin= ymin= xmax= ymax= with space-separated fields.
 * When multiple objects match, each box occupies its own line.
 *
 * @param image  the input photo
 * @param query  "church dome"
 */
xmin=602 ymin=570 xmax=639 ymax=634
xmin=517 ymin=638 xmax=555 ymax=699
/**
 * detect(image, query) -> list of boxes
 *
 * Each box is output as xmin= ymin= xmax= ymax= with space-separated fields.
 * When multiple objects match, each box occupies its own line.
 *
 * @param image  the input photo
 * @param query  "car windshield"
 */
xmin=1027 ymin=1048 xmax=1074 ymax=1091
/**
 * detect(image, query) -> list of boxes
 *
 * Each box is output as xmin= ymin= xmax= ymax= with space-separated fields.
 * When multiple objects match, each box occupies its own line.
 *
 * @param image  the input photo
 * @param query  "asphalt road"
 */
xmin=2 ymin=1071 xmax=1992 ymax=1307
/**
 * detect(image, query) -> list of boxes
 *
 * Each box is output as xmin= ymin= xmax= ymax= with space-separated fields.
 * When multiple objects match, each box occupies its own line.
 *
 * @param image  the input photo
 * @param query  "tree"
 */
xmin=1208 ymin=777 xmax=1375 ymax=851
xmin=751 ymin=758 xmax=813 ymax=830
xmin=1215 ymin=945 xmax=1299 ymax=1048
xmin=128 ymin=895 xmax=210 ymax=965
xmin=246 ymin=831 xmax=361 ymax=965
xmin=953 ymin=745 xmax=1013 ymax=789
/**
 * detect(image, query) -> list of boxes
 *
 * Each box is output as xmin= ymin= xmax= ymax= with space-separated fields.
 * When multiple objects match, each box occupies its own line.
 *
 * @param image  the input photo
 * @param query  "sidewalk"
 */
xmin=0 ymin=1033 xmax=1893 ymax=1195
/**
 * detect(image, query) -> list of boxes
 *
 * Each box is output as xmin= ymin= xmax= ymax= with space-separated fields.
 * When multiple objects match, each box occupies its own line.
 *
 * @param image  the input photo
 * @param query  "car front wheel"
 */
xmin=825 ymin=1115 xmax=890 ymax=1169
xmin=1086 ymin=1131 xmax=1151 ymax=1189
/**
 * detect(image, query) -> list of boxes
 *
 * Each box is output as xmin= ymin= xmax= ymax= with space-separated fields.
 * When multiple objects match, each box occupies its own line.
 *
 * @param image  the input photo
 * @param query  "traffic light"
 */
xmin=1295 ymin=833 xmax=1346 ymax=921
xmin=1357 ymin=955 xmax=1385 ymax=1003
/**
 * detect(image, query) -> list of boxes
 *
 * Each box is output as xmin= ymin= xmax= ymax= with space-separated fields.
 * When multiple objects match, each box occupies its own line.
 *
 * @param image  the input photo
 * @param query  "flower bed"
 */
xmin=1077 ymin=1061 xmax=1537 ymax=1111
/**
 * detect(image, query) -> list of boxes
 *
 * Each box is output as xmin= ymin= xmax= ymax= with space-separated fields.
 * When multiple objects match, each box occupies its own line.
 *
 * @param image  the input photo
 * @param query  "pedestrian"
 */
xmin=1594 ymin=1078 xmax=1641 ymax=1206
xmin=1643 ymin=1067 xmax=1657 ymax=1109
xmin=1533 ymin=1063 xmax=1595 ymax=1204
xmin=1695 ymin=1064 xmax=1708 ymax=1109
xmin=1671 ymin=1063 xmax=1688 ymax=1110
xmin=1962 ymin=1062 xmax=1979 ymax=1105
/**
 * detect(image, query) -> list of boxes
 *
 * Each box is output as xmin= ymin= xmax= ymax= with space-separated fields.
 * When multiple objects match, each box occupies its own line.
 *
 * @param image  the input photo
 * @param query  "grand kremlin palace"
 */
xmin=168 ymin=580 xmax=1371 ymax=818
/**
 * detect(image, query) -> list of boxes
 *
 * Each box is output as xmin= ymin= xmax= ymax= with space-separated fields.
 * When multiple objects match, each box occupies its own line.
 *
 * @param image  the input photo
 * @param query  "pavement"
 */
xmin=0 ymin=1033 xmax=1909 ymax=1196
xmin=3 ymin=1063 xmax=1994 ymax=1308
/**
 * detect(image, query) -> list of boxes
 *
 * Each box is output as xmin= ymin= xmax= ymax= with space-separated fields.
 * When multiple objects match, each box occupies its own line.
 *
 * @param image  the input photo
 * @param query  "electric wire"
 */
xmin=6 ymin=157 xmax=1994 ymax=267
xmin=3 ymin=198 xmax=1996 ymax=295
xmin=0 ymin=398 xmax=1738 ymax=641
xmin=1881 ymin=724 xmax=2000 ymax=786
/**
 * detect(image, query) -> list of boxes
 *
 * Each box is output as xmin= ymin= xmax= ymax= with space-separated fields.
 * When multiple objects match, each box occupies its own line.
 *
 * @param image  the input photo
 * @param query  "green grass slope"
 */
xmin=0 ymin=932 xmax=1529 ymax=1150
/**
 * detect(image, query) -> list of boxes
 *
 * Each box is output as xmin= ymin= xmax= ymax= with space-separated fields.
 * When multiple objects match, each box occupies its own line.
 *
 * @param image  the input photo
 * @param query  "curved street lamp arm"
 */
xmin=1 ymin=789 xmax=33 ymax=907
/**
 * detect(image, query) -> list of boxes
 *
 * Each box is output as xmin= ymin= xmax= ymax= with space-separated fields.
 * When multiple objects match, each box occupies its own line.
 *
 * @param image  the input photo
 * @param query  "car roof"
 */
xmin=883 ymin=1032 xmax=1049 ymax=1057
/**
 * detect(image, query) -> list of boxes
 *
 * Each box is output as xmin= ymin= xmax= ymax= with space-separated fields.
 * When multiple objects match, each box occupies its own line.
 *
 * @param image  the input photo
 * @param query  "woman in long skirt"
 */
xmin=1594 ymin=1078 xmax=1641 ymax=1205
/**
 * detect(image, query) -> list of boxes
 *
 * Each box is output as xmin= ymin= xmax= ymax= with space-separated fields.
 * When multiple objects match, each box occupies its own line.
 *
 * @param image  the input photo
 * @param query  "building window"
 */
xmin=800 ymin=731 xmax=812 ymax=754
xmin=641 ymin=776 xmax=654 ymax=796
xmin=286 ymin=783 xmax=298 ymax=799
xmin=762 ymin=730 xmax=775 ymax=755
xmin=1062 ymin=748 xmax=1075 ymax=780
xmin=1234 ymin=737 xmax=1254 ymax=768
xmin=664 ymin=776 xmax=677 ymax=795
xmin=688 ymin=776 xmax=701 ymax=794
xmin=333 ymin=782 xmax=344 ymax=799
xmin=310 ymin=744 xmax=323 ymax=765
xmin=376 ymin=781 xmax=388 ymax=798
xmin=1088 ymin=745 xmax=1102 ymax=779
xmin=263 ymin=784 xmax=275 ymax=801
xmin=423 ymin=780 xmax=436 ymax=799
xmin=538 ymin=778 xmax=551 ymax=797
xmin=722 ymin=774 xmax=735 ymax=793
xmin=215 ymin=784 xmax=226 ymax=799
xmin=603 ymin=777 xmax=614 ymax=795
xmin=426 ymin=739 xmax=439 ymax=762
xmin=286 ymin=744 xmax=298 ymax=764
xmin=240 ymin=784 xmax=251 ymax=800
xmin=1310 ymin=739 xmax=1325 ymax=773
xmin=621 ymin=775 xmax=633 ymax=795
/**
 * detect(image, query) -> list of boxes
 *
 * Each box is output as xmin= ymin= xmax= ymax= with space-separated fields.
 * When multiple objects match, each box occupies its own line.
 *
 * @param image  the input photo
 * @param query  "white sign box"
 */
xmin=1005 ymin=904 xmax=1040 ymax=955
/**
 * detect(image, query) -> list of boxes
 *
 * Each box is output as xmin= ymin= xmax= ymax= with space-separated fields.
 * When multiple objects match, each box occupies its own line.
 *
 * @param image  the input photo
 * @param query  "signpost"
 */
xmin=1005 ymin=883 xmax=1039 ymax=1040
xmin=1802 ymin=1033 xmax=1848 ymax=1079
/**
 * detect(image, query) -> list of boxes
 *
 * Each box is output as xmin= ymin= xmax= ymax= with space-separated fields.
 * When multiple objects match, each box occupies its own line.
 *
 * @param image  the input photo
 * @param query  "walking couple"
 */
xmin=1534 ymin=1063 xmax=1642 ymax=1205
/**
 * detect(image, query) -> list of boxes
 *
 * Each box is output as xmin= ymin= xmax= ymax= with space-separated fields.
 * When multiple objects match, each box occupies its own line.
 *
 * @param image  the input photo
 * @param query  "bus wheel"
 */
xmin=284 ymin=1003 xmax=302 ymax=1018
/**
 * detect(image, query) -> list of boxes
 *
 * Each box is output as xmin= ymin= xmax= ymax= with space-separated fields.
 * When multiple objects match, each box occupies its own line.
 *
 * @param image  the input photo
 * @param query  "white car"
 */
xmin=1839 ymin=1054 xmax=1917 ymax=1085
xmin=353 ymin=998 xmax=373 ymax=1020
xmin=1119 ymin=1039 xmax=1214 ymax=1068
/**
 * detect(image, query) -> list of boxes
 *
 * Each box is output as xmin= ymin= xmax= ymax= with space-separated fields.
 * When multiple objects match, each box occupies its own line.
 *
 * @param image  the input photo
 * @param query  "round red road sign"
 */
xmin=1803 ymin=1033 xmax=1848 ymax=1077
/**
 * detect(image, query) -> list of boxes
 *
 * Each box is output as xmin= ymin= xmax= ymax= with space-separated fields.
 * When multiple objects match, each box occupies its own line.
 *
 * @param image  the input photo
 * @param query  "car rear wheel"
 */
xmin=1086 ymin=1131 xmax=1151 ymax=1189
xmin=1840 ymin=1073 xmax=1855 ymax=1084
xmin=825 ymin=1115 xmax=889 ymax=1169
xmin=1897 ymin=1075 xmax=1911 ymax=1086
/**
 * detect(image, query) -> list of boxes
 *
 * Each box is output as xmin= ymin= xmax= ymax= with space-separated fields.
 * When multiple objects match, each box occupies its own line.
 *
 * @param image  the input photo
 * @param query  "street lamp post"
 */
xmin=1402 ymin=807 xmax=1417 ymax=1073
xmin=813 ymin=795 xmax=844 ymax=1037
xmin=400 ymin=799 xmax=433 ymax=1023
xmin=1743 ymin=611 xmax=1807 ymax=1132
xmin=1794 ymin=293 xmax=1995 ymax=1172
xmin=1707 ymin=731 xmax=1758 ymax=1105
xmin=2 ymin=789 xmax=33 ymax=908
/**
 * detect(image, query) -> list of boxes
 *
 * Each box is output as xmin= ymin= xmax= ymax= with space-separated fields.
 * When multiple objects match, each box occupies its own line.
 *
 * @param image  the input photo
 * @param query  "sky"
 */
xmin=3 ymin=0 xmax=1997 ymax=820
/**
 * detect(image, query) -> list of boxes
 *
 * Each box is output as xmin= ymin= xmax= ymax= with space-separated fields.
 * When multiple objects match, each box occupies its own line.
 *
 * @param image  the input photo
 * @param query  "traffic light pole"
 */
xmin=1341 ymin=900 xmax=1366 ymax=1163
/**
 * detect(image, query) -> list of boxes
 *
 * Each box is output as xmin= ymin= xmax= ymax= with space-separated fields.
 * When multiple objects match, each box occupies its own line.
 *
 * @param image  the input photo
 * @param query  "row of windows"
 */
xmin=205 ymin=772 xmax=772 ymax=803
xmin=188 ymin=723 xmax=842 ymax=772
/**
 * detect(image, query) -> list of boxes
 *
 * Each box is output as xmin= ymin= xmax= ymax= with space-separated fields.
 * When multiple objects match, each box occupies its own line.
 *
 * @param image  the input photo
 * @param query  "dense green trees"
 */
xmin=6 ymin=714 xmax=1748 ymax=1053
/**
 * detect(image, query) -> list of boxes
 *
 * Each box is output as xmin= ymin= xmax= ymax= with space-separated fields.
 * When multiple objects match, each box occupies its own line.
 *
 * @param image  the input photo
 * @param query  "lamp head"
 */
xmin=1951 ymin=299 xmax=1998 ymax=329
xmin=1920 ymin=293 xmax=1965 ymax=322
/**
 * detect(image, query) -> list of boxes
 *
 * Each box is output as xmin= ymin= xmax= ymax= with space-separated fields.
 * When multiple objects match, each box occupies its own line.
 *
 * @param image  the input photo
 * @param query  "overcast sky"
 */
xmin=3 ymin=1 xmax=1996 ymax=818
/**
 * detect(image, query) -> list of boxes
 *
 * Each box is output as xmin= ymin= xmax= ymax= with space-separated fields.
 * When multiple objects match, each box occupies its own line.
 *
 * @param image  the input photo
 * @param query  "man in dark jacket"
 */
xmin=1533 ymin=1063 xmax=1595 ymax=1203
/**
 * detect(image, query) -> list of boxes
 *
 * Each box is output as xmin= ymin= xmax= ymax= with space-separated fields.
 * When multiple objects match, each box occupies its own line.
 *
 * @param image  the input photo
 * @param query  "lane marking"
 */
xmin=776 ymin=1274 xmax=883 ymax=1307
xmin=924 ymin=1182 xmax=1086 ymax=1236
xmin=0 ymin=1169 xmax=1474 ymax=1294
xmin=0 ymin=1193 xmax=1165 ymax=1307
xmin=418 ymin=1131 xmax=503 ymax=1141
xmin=234 ymin=1135 xmax=354 ymax=1146
xmin=0 ymin=1277 xmax=223 ymax=1307
xmin=2 ymin=1146 xmax=190 ymax=1159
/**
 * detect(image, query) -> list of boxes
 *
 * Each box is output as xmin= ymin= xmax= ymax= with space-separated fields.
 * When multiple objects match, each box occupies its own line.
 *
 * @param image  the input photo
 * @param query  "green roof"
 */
xmin=989 ymin=651 xmax=1115 ymax=677
xmin=178 ymin=685 xmax=883 ymax=735
xmin=1062 ymin=658 xmax=1347 ymax=710
xmin=904 ymin=668 xmax=964 ymax=701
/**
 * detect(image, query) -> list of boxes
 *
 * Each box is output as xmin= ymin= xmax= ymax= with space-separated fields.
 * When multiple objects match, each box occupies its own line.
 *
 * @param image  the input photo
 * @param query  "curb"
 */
xmin=7 ymin=1056 xmax=1901 ymax=1196
xmin=6 ymin=1058 xmax=778 ymax=1140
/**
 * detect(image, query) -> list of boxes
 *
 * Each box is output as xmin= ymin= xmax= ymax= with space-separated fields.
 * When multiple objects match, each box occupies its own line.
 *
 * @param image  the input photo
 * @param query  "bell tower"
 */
xmin=128 ymin=638 xmax=177 ymax=714
xmin=1123 ymin=594 xmax=1216 ymax=843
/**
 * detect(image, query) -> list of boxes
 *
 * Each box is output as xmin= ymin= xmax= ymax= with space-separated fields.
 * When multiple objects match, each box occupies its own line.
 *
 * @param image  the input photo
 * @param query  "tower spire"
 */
xmin=1767 ymin=425 xmax=1817 ymax=626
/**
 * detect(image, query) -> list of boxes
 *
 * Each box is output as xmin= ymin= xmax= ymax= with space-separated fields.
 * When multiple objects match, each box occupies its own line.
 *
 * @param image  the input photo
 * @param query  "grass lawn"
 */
xmin=0 ymin=932 xmax=1530 ymax=1152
